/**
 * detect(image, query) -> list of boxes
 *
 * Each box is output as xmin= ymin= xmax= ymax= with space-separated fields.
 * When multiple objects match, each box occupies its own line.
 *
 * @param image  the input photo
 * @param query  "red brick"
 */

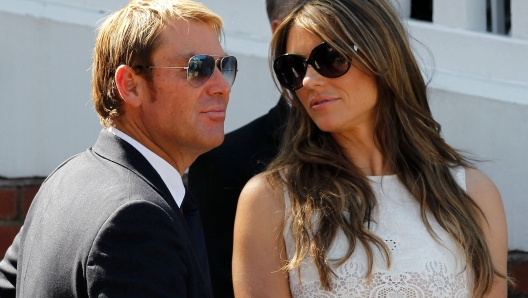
xmin=0 ymin=226 xmax=21 ymax=258
xmin=511 ymin=262 xmax=528 ymax=294
xmin=0 ymin=188 xmax=17 ymax=219
xmin=22 ymin=185 xmax=40 ymax=216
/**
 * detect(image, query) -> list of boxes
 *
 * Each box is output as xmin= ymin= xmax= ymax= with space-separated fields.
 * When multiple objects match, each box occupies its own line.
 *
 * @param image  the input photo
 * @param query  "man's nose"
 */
xmin=206 ymin=68 xmax=232 ymax=98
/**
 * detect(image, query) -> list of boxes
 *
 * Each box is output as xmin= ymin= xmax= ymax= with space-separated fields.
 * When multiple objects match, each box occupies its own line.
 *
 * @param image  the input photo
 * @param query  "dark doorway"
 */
xmin=411 ymin=0 xmax=433 ymax=22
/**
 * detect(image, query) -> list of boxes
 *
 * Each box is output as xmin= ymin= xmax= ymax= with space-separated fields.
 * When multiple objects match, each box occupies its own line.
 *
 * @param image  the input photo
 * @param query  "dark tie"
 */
xmin=180 ymin=190 xmax=211 ymax=282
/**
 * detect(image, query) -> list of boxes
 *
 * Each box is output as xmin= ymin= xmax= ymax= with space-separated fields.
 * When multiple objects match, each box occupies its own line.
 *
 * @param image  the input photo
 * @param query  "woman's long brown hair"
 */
xmin=266 ymin=0 xmax=505 ymax=296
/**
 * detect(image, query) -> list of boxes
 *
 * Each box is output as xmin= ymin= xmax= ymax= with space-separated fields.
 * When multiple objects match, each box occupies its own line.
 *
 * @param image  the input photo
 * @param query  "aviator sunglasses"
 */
xmin=137 ymin=54 xmax=238 ymax=88
xmin=273 ymin=42 xmax=358 ymax=90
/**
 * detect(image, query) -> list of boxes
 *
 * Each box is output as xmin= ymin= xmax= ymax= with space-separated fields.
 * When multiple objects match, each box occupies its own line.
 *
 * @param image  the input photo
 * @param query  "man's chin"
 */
xmin=197 ymin=133 xmax=225 ymax=154
xmin=212 ymin=133 xmax=226 ymax=147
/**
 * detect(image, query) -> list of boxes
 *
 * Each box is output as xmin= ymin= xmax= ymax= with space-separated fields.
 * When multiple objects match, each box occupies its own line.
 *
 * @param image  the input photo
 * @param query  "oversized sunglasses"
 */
xmin=141 ymin=54 xmax=238 ymax=88
xmin=273 ymin=43 xmax=358 ymax=90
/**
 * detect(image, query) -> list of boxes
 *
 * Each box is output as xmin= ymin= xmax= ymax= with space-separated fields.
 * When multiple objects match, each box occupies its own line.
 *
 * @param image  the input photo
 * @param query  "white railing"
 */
xmin=433 ymin=0 xmax=487 ymax=32
xmin=393 ymin=0 xmax=528 ymax=39
xmin=511 ymin=0 xmax=528 ymax=39
xmin=490 ymin=0 xmax=506 ymax=34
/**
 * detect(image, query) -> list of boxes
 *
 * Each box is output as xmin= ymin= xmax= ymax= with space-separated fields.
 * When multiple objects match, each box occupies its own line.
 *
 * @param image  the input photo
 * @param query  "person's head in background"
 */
xmin=266 ymin=0 xmax=300 ymax=33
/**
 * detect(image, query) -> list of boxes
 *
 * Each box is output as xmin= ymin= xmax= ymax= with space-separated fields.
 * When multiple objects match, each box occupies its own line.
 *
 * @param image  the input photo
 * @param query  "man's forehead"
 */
xmin=157 ymin=20 xmax=226 ymax=59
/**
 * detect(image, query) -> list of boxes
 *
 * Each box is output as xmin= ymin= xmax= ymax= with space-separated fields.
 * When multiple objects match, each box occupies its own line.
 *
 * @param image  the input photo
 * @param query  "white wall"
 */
xmin=0 ymin=10 xmax=100 ymax=178
xmin=0 ymin=0 xmax=527 ymax=250
xmin=430 ymin=90 xmax=528 ymax=250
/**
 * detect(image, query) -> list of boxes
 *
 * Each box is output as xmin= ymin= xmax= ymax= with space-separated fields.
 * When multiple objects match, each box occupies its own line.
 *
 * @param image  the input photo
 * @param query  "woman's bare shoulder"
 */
xmin=233 ymin=173 xmax=291 ymax=297
xmin=238 ymin=172 xmax=286 ymax=213
xmin=464 ymin=167 xmax=502 ymax=209
xmin=463 ymin=168 xmax=508 ymax=296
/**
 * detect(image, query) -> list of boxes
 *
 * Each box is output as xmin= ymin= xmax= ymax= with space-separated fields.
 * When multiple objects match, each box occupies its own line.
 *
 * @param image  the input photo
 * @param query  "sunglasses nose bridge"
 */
xmin=214 ymin=57 xmax=222 ymax=71
xmin=208 ymin=56 xmax=237 ymax=87
xmin=307 ymin=49 xmax=328 ymax=74
xmin=305 ymin=59 xmax=317 ymax=75
xmin=292 ymin=57 xmax=308 ymax=80
xmin=301 ymin=61 xmax=329 ymax=90
xmin=212 ymin=57 xmax=232 ymax=76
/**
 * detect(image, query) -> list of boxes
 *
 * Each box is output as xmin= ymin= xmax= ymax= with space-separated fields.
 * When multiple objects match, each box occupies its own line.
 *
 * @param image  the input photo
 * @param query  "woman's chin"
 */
xmin=313 ymin=121 xmax=339 ymax=134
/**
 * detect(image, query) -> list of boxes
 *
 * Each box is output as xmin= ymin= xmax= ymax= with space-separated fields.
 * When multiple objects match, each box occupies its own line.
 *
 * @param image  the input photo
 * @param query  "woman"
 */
xmin=232 ymin=0 xmax=508 ymax=297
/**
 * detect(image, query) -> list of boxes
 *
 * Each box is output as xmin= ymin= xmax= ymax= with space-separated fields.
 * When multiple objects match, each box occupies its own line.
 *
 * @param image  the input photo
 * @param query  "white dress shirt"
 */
xmin=107 ymin=127 xmax=185 ymax=207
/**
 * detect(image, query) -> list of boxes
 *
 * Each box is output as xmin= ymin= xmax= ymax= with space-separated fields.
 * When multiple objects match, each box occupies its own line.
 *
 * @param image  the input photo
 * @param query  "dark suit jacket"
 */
xmin=0 ymin=130 xmax=212 ymax=298
xmin=187 ymin=98 xmax=289 ymax=298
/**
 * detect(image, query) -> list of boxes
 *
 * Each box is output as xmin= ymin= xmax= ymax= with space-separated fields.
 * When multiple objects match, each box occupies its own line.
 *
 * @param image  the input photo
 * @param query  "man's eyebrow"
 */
xmin=173 ymin=53 xmax=193 ymax=61
xmin=174 ymin=51 xmax=229 ymax=59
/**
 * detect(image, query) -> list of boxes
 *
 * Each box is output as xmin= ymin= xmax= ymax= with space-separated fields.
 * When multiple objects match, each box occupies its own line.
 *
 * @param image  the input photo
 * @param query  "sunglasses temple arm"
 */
xmin=148 ymin=66 xmax=189 ymax=70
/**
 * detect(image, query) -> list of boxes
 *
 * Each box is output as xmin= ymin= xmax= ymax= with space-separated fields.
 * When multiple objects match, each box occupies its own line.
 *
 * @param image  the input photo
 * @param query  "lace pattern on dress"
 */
xmin=290 ymin=260 xmax=470 ymax=298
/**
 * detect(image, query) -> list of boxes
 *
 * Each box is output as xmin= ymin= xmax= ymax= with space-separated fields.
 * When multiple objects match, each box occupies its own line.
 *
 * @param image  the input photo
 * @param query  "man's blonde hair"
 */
xmin=92 ymin=0 xmax=223 ymax=127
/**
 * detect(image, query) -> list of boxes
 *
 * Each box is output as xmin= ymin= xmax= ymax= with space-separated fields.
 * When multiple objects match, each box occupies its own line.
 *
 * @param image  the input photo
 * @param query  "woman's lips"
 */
xmin=310 ymin=97 xmax=337 ymax=111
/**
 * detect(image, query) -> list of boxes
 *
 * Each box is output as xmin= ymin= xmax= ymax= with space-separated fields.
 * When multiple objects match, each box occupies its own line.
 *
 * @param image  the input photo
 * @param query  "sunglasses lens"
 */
xmin=187 ymin=55 xmax=215 ymax=87
xmin=273 ymin=43 xmax=351 ymax=90
xmin=220 ymin=56 xmax=238 ymax=86
xmin=312 ymin=44 xmax=350 ymax=78
xmin=273 ymin=55 xmax=306 ymax=90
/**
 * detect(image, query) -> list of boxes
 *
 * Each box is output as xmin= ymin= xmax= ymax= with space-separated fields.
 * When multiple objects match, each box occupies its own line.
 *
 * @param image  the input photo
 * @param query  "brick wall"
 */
xmin=510 ymin=251 xmax=528 ymax=297
xmin=0 ymin=177 xmax=44 ymax=258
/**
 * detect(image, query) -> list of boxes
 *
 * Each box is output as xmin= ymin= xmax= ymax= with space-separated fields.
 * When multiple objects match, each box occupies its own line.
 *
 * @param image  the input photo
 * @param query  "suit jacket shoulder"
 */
xmin=5 ymin=130 xmax=212 ymax=298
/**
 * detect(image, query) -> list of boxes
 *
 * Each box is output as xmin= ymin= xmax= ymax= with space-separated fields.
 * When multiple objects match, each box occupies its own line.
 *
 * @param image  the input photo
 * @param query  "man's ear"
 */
xmin=115 ymin=65 xmax=143 ymax=108
xmin=271 ymin=19 xmax=283 ymax=34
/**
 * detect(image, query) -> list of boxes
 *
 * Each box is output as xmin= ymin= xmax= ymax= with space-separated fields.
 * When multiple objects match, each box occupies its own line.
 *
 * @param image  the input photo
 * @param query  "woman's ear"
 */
xmin=114 ymin=65 xmax=143 ymax=108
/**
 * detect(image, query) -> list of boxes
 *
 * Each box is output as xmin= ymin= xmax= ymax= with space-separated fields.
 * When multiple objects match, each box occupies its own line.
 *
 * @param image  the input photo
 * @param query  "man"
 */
xmin=187 ymin=0 xmax=297 ymax=297
xmin=0 ymin=0 xmax=236 ymax=296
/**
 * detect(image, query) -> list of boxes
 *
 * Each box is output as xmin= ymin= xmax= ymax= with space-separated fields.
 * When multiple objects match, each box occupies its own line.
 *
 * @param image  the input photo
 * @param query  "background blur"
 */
xmin=0 ymin=0 xmax=527 ymax=294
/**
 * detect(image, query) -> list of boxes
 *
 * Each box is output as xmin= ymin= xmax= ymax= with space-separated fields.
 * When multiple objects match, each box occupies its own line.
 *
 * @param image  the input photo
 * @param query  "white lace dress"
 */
xmin=283 ymin=168 xmax=472 ymax=297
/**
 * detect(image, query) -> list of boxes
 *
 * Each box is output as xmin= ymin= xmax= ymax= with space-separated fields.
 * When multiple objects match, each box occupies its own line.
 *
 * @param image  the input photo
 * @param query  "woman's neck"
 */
xmin=331 ymin=128 xmax=391 ymax=176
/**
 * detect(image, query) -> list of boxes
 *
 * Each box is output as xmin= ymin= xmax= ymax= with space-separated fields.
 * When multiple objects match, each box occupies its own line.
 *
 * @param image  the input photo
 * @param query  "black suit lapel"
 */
xmin=92 ymin=129 xmax=180 ymax=213
xmin=91 ymin=130 xmax=212 ymax=291
xmin=181 ymin=191 xmax=211 ymax=282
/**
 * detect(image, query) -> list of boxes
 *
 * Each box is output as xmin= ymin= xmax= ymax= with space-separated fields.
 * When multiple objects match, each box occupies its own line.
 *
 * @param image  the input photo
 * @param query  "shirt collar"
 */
xmin=107 ymin=127 xmax=185 ymax=207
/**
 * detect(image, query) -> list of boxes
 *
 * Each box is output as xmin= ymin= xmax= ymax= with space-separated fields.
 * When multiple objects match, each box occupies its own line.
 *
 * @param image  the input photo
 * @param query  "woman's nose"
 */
xmin=302 ymin=65 xmax=326 ymax=90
